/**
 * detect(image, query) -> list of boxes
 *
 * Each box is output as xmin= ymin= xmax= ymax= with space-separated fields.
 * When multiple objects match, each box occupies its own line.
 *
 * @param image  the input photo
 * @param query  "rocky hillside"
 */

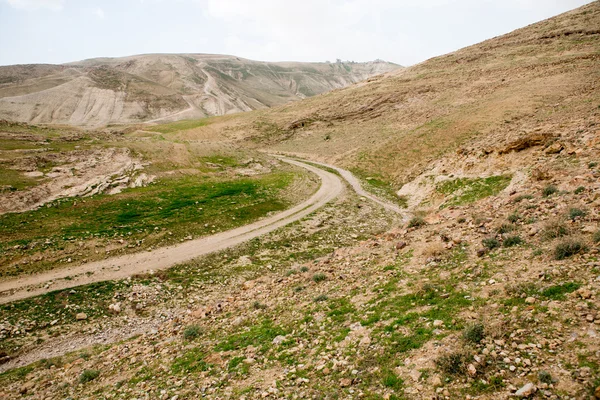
xmin=1 ymin=3 xmax=600 ymax=400
xmin=0 ymin=55 xmax=399 ymax=128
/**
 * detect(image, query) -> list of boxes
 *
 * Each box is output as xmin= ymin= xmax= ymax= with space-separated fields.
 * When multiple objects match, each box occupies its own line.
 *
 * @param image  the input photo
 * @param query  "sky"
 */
xmin=0 ymin=0 xmax=594 ymax=67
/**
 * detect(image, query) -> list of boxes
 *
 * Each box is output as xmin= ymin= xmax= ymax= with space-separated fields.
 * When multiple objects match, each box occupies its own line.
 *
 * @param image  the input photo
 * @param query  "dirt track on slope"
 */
xmin=0 ymin=155 xmax=408 ymax=304
xmin=0 ymin=157 xmax=343 ymax=304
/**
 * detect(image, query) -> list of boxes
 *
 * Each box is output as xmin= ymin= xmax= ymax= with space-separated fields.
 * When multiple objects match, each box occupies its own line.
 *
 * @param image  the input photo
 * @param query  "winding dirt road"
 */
xmin=0 ymin=157 xmax=343 ymax=304
xmin=0 ymin=156 xmax=407 ymax=305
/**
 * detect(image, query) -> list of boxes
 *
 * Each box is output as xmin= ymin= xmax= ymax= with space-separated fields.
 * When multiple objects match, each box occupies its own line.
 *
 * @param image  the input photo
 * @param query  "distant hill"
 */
xmin=0 ymin=54 xmax=401 ymax=127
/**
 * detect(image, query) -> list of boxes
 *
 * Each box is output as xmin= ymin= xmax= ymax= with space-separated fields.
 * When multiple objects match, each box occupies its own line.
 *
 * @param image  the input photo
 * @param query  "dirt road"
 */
xmin=0 ymin=157 xmax=343 ymax=304
xmin=0 ymin=155 xmax=408 ymax=304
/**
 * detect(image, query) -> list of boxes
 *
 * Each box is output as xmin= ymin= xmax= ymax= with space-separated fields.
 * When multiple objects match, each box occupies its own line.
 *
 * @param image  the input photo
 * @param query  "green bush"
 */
xmin=436 ymin=351 xmax=472 ymax=375
xmin=79 ymin=369 xmax=99 ymax=384
xmin=538 ymin=370 xmax=553 ymax=384
xmin=312 ymin=273 xmax=327 ymax=283
xmin=542 ymin=185 xmax=558 ymax=197
xmin=554 ymin=240 xmax=587 ymax=260
xmin=568 ymin=208 xmax=586 ymax=221
xmin=513 ymin=194 xmax=533 ymax=203
xmin=408 ymin=216 xmax=426 ymax=228
xmin=497 ymin=223 xmax=517 ymax=234
xmin=503 ymin=235 xmax=523 ymax=247
xmin=482 ymin=237 xmax=500 ymax=250
xmin=594 ymin=230 xmax=600 ymax=244
xmin=463 ymin=323 xmax=485 ymax=344
xmin=574 ymin=186 xmax=585 ymax=194
xmin=183 ymin=325 xmax=202 ymax=340
xmin=314 ymin=294 xmax=328 ymax=302
xmin=507 ymin=213 xmax=521 ymax=223
xmin=299 ymin=266 xmax=309 ymax=273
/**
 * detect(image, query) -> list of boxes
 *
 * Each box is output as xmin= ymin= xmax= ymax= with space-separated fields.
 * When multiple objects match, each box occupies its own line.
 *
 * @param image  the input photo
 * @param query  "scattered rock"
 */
xmin=339 ymin=378 xmax=352 ymax=387
xmin=515 ymin=383 xmax=536 ymax=397
xmin=75 ymin=313 xmax=88 ymax=320
xmin=272 ymin=335 xmax=286 ymax=345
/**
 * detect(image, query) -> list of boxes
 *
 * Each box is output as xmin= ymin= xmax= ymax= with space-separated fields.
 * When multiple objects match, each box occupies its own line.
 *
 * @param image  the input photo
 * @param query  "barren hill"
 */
xmin=235 ymin=2 xmax=599 ymax=188
xmin=0 ymin=55 xmax=399 ymax=127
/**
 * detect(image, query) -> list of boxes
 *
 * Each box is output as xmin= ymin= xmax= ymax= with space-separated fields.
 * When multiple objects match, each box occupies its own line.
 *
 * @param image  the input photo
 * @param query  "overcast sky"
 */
xmin=0 ymin=0 xmax=594 ymax=66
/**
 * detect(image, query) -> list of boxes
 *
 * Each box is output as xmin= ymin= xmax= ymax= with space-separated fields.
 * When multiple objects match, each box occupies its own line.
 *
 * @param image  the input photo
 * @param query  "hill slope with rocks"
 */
xmin=0 ymin=2 xmax=599 ymax=400
xmin=0 ymin=55 xmax=399 ymax=128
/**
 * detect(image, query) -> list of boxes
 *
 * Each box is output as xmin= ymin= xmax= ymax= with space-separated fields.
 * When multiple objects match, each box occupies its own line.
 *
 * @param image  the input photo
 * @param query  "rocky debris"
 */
xmin=498 ymin=134 xmax=552 ymax=154
xmin=515 ymin=382 xmax=536 ymax=397
xmin=75 ymin=313 xmax=88 ymax=320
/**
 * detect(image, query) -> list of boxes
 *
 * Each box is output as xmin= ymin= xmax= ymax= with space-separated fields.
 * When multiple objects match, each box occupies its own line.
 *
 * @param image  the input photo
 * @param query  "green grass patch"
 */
xmin=0 ymin=172 xmax=295 ymax=277
xmin=541 ymin=282 xmax=581 ymax=300
xmin=171 ymin=347 xmax=210 ymax=374
xmin=215 ymin=319 xmax=286 ymax=352
xmin=437 ymin=175 xmax=511 ymax=207
xmin=146 ymin=119 xmax=208 ymax=134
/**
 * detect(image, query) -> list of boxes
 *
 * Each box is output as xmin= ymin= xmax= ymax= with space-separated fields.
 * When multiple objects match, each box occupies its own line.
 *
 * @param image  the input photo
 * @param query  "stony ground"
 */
xmin=1 ymin=3 xmax=599 ymax=399
xmin=1 ymin=125 xmax=599 ymax=398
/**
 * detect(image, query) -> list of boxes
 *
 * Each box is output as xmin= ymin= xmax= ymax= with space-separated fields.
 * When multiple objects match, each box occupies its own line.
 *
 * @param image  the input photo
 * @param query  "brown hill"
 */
xmin=0 ymin=55 xmax=400 ymax=128
xmin=229 ymin=2 xmax=599 ymax=190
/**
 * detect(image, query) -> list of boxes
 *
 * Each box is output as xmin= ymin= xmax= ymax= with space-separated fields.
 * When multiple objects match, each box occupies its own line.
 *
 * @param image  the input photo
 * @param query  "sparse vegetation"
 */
xmin=463 ymin=323 xmax=485 ymax=344
xmin=538 ymin=370 xmax=553 ymax=384
xmin=437 ymin=175 xmax=511 ymax=207
xmin=482 ymin=237 xmax=500 ymax=250
xmin=408 ymin=216 xmax=426 ymax=228
xmin=503 ymin=235 xmax=523 ymax=247
xmin=183 ymin=325 xmax=202 ymax=340
xmin=436 ymin=351 xmax=472 ymax=375
xmin=543 ymin=219 xmax=569 ymax=240
xmin=312 ymin=273 xmax=327 ymax=283
xmin=568 ymin=207 xmax=586 ymax=221
xmin=497 ymin=223 xmax=517 ymax=234
xmin=554 ymin=239 xmax=587 ymax=260
xmin=542 ymin=185 xmax=558 ymax=197
xmin=79 ymin=369 xmax=99 ymax=384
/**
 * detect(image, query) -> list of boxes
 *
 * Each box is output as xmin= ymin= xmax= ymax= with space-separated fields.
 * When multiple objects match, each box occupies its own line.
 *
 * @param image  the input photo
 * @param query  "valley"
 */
xmin=0 ymin=2 xmax=599 ymax=399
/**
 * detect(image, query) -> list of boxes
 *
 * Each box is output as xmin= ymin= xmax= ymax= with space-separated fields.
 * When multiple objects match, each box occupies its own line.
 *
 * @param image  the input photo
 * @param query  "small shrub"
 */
xmin=482 ymin=237 xmax=500 ymax=250
xmin=312 ymin=273 xmax=326 ymax=283
xmin=294 ymin=285 xmax=304 ymax=292
xmin=507 ymin=213 xmax=521 ymax=223
xmin=503 ymin=235 xmax=523 ymax=247
xmin=314 ymin=294 xmax=328 ymax=302
xmin=382 ymin=371 xmax=404 ymax=390
xmin=554 ymin=240 xmax=587 ymax=260
xmin=497 ymin=223 xmax=517 ymax=234
xmin=79 ymin=369 xmax=99 ymax=384
xmin=542 ymin=185 xmax=558 ymax=197
xmin=252 ymin=301 xmax=267 ymax=310
xmin=299 ymin=266 xmax=309 ymax=273
xmin=457 ymin=217 xmax=466 ymax=223
xmin=542 ymin=220 xmax=568 ymax=240
xmin=436 ymin=351 xmax=472 ymax=375
xmin=538 ymin=370 xmax=553 ymax=384
xmin=285 ymin=269 xmax=297 ymax=276
xmin=588 ymin=161 xmax=597 ymax=169
xmin=408 ymin=216 xmax=426 ymax=228
xmin=513 ymin=194 xmax=533 ymax=203
xmin=568 ymin=207 xmax=586 ymax=221
xmin=594 ymin=230 xmax=600 ymax=244
xmin=183 ymin=325 xmax=202 ymax=340
xmin=463 ymin=323 xmax=485 ymax=344
xmin=574 ymin=186 xmax=585 ymax=194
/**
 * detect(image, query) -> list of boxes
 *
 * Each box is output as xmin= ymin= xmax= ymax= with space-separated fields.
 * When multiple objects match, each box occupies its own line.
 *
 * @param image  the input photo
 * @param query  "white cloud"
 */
xmin=4 ymin=0 xmax=65 ymax=10
xmin=94 ymin=7 xmax=105 ymax=19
